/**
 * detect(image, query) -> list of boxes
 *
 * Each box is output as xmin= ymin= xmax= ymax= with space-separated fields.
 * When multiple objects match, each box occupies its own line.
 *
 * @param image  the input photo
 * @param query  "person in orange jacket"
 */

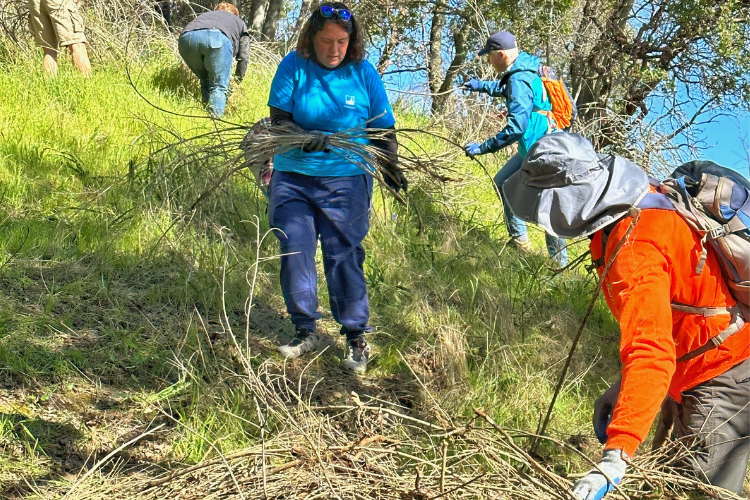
xmin=502 ymin=132 xmax=749 ymax=499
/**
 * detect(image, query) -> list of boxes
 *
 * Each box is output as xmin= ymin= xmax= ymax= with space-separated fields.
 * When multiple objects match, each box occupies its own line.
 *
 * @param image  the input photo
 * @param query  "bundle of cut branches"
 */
xmin=134 ymin=113 xmax=461 ymax=227
xmin=239 ymin=122 xmax=458 ymax=196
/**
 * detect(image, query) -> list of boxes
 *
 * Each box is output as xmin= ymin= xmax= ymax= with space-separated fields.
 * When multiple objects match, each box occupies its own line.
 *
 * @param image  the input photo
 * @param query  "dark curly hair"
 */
xmin=296 ymin=2 xmax=366 ymax=64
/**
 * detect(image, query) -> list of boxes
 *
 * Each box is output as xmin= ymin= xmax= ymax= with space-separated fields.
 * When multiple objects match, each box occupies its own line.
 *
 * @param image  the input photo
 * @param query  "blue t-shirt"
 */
xmin=268 ymin=51 xmax=396 ymax=177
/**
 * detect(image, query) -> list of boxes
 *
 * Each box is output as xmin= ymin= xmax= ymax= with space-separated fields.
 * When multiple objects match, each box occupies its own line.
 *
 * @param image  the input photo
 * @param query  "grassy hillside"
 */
xmin=0 ymin=45 xmax=704 ymax=498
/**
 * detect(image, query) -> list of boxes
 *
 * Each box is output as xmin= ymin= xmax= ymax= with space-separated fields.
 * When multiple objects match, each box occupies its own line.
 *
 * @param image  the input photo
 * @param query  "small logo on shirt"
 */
xmin=345 ymin=95 xmax=356 ymax=108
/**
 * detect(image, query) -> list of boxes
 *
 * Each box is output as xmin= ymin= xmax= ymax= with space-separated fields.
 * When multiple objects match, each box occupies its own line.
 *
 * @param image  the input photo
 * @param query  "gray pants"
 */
xmin=673 ymin=357 xmax=750 ymax=493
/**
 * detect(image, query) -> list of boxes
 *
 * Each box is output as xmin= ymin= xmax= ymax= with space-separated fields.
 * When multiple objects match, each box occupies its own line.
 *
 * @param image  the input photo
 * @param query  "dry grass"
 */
xmin=44 ymin=354 xmax=744 ymax=500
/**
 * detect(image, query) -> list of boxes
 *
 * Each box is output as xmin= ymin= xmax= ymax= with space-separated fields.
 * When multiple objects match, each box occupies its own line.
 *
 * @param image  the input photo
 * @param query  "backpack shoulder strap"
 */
xmin=636 ymin=192 xmax=675 ymax=211
xmin=697 ymin=174 xmax=750 ymax=238
xmin=499 ymin=68 xmax=536 ymax=88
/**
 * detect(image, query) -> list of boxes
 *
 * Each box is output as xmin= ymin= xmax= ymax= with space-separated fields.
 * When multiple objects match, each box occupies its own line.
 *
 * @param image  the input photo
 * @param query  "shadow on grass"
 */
xmin=0 ymin=412 xmax=167 ymax=499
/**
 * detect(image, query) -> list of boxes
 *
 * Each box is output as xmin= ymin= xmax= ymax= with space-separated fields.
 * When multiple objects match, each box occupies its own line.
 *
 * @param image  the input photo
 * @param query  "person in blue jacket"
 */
xmin=463 ymin=31 xmax=567 ymax=266
xmin=267 ymin=2 xmax=406 ymax=373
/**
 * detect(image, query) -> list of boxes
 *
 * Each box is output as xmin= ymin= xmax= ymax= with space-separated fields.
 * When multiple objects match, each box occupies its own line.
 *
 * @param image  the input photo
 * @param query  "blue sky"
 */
xmin=697 ymin=112 xmax=750 ymax=178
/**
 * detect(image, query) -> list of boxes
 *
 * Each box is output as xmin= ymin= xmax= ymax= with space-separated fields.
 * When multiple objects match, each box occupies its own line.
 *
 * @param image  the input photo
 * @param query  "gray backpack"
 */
xmin=656 ymin=166 xmax=750 ymax=360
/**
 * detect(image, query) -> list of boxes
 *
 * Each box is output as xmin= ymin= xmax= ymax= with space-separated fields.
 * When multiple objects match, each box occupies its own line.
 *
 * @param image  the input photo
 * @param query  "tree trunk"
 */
xmin=249 ymin=0 xmax=268 ymax=34
xmin=569 ymin=0 xmax=639 ymax=146
xmin=293 ymin=0 xmax=316 ymax=44
xmin=376 ymin=21 xmax=400 ymax=75
xmin=427 ymin=0 xmax=445 ymax=95
xmin=262 ymin=0 xmax=282 ymax=40
xmin=433 ymin=26 xmax=470 ymax=113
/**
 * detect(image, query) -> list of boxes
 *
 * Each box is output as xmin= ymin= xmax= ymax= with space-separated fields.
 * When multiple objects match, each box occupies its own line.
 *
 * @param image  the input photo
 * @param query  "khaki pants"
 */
xmin=28 ymin=0 xmax=86 ymax=49
xmin=673 ymin=357 xmax=750 ymax=494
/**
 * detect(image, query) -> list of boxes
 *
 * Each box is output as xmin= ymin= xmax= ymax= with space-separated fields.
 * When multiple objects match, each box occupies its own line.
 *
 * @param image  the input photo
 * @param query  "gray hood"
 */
xmin=502 ymin=133 xmax=650 ymax=238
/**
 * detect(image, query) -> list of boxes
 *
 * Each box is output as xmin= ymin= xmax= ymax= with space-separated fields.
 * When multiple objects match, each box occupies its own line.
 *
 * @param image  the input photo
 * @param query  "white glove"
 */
xmin=573 ymin=449 xmax=629 ymax=500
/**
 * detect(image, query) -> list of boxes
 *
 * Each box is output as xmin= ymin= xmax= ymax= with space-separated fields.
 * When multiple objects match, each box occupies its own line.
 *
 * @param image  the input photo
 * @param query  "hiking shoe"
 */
xmin=342 ymin=336 xmax=370 ymax=374
xmin=511 ymin=237 xmax=533 ymax=253
xmin=278 ymin=329 xmax=323 ymax=359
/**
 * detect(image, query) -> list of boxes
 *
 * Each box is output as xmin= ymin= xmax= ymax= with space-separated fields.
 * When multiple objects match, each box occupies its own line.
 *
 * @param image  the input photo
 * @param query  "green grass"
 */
xmin=0 ymin=44 xmax=627 ymax=496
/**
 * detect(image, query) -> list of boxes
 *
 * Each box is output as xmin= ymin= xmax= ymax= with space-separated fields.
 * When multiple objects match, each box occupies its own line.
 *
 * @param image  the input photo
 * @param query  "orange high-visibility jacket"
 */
xmin=590 ymin=206 xmax=749 ymax=457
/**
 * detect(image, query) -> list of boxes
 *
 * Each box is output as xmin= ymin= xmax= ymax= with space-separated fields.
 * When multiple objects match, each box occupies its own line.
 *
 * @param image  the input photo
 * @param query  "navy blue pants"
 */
xmin=269 ymin=171 xmax=372 ymax=337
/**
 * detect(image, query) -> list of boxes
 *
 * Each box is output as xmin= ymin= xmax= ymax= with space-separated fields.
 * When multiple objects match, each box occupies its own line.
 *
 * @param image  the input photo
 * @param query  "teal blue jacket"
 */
xmin=473 ymin=52 xmax=552 ymax=157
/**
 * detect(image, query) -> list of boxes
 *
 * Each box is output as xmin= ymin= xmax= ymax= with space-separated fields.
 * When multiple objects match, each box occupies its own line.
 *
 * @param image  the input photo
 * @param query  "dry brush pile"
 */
xmin=58 ymin=350 xmax=743 ymax=500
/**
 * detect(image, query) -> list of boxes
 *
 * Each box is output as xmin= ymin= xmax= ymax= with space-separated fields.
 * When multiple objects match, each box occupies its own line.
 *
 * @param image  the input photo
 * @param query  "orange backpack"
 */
xmin=536 ymin=65 xmax=577 ymax=130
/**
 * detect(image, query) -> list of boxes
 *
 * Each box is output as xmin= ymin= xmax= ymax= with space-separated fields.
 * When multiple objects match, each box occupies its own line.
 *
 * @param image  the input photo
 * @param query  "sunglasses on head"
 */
xmin=319 ymin=5 xmax=352 ymax=21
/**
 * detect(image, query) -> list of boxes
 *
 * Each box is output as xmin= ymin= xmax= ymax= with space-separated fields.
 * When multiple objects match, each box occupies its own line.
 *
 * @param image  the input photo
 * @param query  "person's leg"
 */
xmin=29 ymin=0 xmax=58 ymax=74
xmin=42 ymin=47 xmax=59 ymax=75
xmin=202 ymin=29 xmax=234 ymax=118
xmin=46 ymin=0 xmax=89 ymax=76
xmin=673 ymin=357 xmax=750 ymax=494
xmin=494 ymin=153 xmax=529 ymax=244
xmin=315 ymin=174 xmax=372 ymax=338
xmin=268 ymin=171 xmax=322 ymax=334
xmin=177 ymin=31 xmax=210 ymax=103
xmin=66 ymin=42 xmax=91 ymax=77
xmin=314 ymin=174 xmax=373 ymax=373
xmin=546 ymin=233 xmax=568 ymax=266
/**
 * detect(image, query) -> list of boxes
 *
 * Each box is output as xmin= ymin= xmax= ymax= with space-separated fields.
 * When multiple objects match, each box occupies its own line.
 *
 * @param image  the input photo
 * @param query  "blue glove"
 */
xmin=593 ymin=379 xmax=621 ymax=444
xmin=464 ymin=142 xmax=482 ymax=157
xmin=463 ymin=79 xmax=482 ymax=92
xmin=573 ymin=449 xmax=628 ymax=500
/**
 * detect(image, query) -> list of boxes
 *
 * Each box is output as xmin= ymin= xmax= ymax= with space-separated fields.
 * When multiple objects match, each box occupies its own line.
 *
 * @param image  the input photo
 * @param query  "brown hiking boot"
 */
xmin=512 ymin=237 xmax=533 ymax=253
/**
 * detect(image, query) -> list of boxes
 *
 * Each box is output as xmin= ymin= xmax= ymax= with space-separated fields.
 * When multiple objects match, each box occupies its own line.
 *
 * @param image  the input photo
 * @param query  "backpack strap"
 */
xmin=529 ymin=68 xmax=556 ymax=132
xmin=636 ymin=192 xmax=675 ymax=211
xmin=708 ymin=215 xmax=748 ymax=240
xmin=498 ymin=68 xmax=529 ymax=90
xmin=657 ymin=178 xmax=714 ymax=275
xmin=671 ymin=303 xmax=733 ymax=316
xmin=591 ymin=193 xmax=673 ymax=268
xmin=676 ymin=306 xmax=745 ymax=362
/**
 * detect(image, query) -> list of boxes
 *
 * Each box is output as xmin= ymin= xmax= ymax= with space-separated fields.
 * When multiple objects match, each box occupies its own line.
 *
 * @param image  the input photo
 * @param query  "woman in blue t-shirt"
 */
xmin=267 ymin=2 xmax=405 ymax=373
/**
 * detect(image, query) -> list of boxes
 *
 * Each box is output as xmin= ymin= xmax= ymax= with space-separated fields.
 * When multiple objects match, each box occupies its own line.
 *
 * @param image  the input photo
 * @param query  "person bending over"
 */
xmin=178 ymin=2 xmax=250 ymax=118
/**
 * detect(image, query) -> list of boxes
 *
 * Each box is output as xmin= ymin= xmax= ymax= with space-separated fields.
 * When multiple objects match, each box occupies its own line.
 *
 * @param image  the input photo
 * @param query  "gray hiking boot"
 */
xmin=278 ymin=329 xmax=323 ymax=359
xmin=342 ymin=336 xmax=370 ymax=374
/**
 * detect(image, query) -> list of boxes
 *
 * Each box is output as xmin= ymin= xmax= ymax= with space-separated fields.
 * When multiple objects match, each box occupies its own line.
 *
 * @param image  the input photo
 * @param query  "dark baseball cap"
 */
xmin=478 ymin=31 xmax=516 ymax=55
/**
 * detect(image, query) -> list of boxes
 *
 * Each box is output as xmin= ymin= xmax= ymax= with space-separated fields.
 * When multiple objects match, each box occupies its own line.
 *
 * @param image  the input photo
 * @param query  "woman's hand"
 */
xmin=382 ymin=159 xmax=408 ymax=192
xmin=302 ymin=131 xmax=331 ymax=153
